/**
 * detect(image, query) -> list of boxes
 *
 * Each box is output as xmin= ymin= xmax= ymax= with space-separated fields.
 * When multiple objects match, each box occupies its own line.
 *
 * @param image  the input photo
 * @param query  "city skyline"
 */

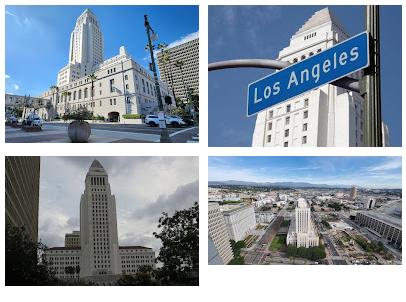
xmin=39 ymin=157 xmax=199 ymax=251
xmin=209 ymin=156 xmax=402 ymax=189
xmin=5 ymin=5 xmax=199 ymax=97
xmin=208 ymin=5 xmax=402 ymax=147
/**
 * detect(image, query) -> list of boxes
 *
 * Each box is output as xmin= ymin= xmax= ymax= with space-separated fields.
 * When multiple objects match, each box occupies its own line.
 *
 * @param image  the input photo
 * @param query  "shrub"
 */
xmin=122 ymin=114 xmax=143 ymax=119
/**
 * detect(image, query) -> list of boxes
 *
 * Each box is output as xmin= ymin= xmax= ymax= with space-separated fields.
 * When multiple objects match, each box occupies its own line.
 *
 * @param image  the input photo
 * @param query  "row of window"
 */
xmin=267 ymin=134 xmax=308 ymax=145
xmin=268 ymin=99 xmax=308 ymax=119
xmin=304 ymin=32 xmax=317 ymax=40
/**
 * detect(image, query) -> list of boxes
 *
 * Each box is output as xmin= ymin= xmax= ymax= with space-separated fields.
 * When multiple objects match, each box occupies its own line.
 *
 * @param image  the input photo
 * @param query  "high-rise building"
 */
xmin=43 ymin=160 xmax=155 ymax=283
xmin=65 ymin=231 xmax=81 ymax=248
xmin=208 ymin=203 xmax=233 ymax=265
xmin=5 ymin=156 xmax=40 ymax=243
xmin=157 ymin=38 xmax=199 ymax=101
xmin=58 ymin=9 xmax=104 ymax=86
xmin=40 ymin=9 xmax=175 ymax=121
xmin=287 ymin=198 xmax=319 ymax=248
xmin=350 ymin=186 xmax=357 ymax=200
xmin=252 ymin=8 xmax=388 ymax=147
xmin=222 ymin=204 xmax=256 ymax=241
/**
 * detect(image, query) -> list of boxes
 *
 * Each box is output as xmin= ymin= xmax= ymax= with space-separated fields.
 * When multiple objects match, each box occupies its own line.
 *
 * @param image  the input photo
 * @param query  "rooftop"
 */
xmin=295 ymin=7 xmax=345 ymax=36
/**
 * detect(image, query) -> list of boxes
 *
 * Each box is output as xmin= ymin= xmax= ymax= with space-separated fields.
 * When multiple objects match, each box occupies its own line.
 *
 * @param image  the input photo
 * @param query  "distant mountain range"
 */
xmin=208 ymin=180 xmax=353 ymax=189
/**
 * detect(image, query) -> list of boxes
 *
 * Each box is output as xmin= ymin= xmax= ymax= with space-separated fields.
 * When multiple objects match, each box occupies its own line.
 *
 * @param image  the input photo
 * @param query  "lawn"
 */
xmin=269 ymin=234 xmax=287 ymax=252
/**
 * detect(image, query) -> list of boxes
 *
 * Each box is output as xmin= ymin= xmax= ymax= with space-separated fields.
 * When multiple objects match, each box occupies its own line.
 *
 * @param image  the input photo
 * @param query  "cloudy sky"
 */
xmin=39 ymin=157 xmax=199 ymax=251
xmin=209 ymin=156 xmax=402 ymax=189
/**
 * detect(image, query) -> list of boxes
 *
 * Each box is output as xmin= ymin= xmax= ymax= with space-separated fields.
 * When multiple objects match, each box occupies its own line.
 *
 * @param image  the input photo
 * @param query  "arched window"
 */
xmin=84 ymin=88 xmax=88 ymax=98
xmin=78 ymin=89 xmax=82 ymax=99
xmin=142 ymin=79 xmax=146 ymax=93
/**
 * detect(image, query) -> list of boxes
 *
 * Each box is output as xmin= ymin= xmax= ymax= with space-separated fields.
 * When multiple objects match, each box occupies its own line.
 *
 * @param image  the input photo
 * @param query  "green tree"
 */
xmin=117 ymin=265 xmax=159 ymax=286
xmin=5 ymin=223 xmax=58 ymax=285
xmin=153 ymin=202 xmax=199 ymax=285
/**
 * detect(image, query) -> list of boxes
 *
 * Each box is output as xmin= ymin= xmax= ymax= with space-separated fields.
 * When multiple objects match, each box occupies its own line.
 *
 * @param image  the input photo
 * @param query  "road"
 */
xmin=244 ymin=204 xmax=288 ymax=265
xmin=5 ymin=122 xmax=199 ymax=143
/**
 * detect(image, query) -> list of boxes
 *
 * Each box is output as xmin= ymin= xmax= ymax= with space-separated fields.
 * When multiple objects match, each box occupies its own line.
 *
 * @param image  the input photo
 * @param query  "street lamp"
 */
xmin=144 ymin=14 xmax=171 ymax=143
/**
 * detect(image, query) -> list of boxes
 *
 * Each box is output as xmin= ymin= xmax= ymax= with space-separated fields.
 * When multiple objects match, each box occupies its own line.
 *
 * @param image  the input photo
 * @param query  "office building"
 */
xmin=350 ymin=186 xmax=357 ymax=200
xmin=286 ymin=198 xmax=319 ymax=248
xmin=252 ymin=8 xmax=389 ymax=147
xmin=157 ymin=38 xmax=199 ymax=101
xmin=208 ymin=203 xmax=233 ymax=265
xmin=38 ymin=9 xmax=174 ymax=122
xmin=222 ymin=204 xmax=256 ymax=241
xmin=65 ymin=231 xmax=81 ymax=248
xmin=43 ymin=160 xmax=155 ymax=283
xmin=5 ymin=156 xmax=40 ymax=243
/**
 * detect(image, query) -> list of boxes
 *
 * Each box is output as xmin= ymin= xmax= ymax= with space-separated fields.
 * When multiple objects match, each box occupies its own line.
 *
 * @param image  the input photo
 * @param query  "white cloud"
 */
xmin=5 ymin=10 xmax=16 ymax=17
xmin=368 ymin=158 xmax=402 ymax=172
xmin=12 ymin=84 xmax=19 ymax=90
xmin=5 ymin=74 xmax=10 ymax=79
xmin=167 ymin=31 xmax=199 ymax=49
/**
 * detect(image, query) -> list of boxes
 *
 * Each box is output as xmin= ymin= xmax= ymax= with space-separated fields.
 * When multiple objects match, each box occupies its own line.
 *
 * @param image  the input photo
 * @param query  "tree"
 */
xmin=88 ymin=73 xmax=97 ymax=101
xmin=5 ymin=223 xmax=58 ymax=285
xmin=117 ymin=265 xmax=158 ymax=286
xmin=49 ymin=85 xmax=59 ymax=118
xmin=153 ymin=202 xmax=199 ymax=285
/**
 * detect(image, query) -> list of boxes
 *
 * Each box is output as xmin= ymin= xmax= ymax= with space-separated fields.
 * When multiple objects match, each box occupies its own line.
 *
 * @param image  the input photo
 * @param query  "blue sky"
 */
xmin=209 ymin=156 xmax=402 ymax=189
xmin=209 ymin=6 xmax=402 ymax=147
xmin=5 ymin=5 xmax=198 ymax=97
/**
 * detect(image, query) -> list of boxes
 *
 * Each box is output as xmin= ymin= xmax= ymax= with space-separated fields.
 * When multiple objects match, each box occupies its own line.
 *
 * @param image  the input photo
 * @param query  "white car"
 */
xmin=24 ymin=114 xmax=43 ymax=127
xmin=145 ymin=114 xmax=186 ymax=127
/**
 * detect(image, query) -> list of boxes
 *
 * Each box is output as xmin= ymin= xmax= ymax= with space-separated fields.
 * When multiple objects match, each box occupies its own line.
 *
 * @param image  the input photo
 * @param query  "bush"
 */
xmin=122 ymin=114 xmax=143 ymax=119
xmin=286 ymin=244 xmax=326 ymax=261
xmin=94 ymin=115 xmax=105 ymax=121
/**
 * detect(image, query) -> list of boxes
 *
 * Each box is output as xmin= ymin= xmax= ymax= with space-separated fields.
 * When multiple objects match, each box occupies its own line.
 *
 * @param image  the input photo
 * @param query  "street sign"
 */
xmin=247 ymin=32 xmax=369 ymax=116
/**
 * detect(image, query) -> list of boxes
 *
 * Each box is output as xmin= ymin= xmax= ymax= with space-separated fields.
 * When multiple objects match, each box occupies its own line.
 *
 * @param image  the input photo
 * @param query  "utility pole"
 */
xmin=144 ymin=14 xmax=171 ymax=143
xmin=361 ymin=5 xmax=382 ymax=147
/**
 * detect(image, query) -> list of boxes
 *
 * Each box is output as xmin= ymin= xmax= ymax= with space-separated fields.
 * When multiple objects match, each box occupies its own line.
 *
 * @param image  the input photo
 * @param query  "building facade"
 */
xmin=287 ymin=198 xmax=319 ymax=248
xmin=65 ymin=231 xmax=81 ymax=248
xmin=222 ymin=204 xmax=256 ymax=242
xmin=350 ymin=186 xmax=357 ymax=200
xmin=43 ymin=160 xmax=155 ymax=282
xmin=157 ymin=38 xmax=199 ymax=101
xmin=252 ymin=8 xmax=387 ymax=147
xmin=208 ymin=203 xmax=233 ymax=265
xmin=38 ymin=9 xmax=175 ymax=122
xmin=5 ymin=156 xmax=40 ymax=243
xmin=255 ymin=211 xmax=275 ymax=224
xmin=355 ymin=212 xmax=402 ymax=250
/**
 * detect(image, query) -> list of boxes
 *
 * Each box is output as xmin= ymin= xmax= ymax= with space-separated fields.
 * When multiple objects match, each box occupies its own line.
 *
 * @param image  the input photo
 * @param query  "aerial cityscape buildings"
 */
xmin=5 ymin=156 xmax=41 ymax=243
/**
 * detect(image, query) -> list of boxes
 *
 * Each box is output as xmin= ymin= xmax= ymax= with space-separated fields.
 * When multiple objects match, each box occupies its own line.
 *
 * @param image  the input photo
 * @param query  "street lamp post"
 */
xmin=144 ymin=14 xmax=171 ymax=143
xmin=361 ymin=5 xmax=382 ymax=147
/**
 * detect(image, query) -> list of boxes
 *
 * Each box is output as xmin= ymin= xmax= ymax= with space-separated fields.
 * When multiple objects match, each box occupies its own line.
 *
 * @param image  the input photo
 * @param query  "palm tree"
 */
xmin=158 ymin=43 xmax=177 ymax=112
xmin=49 ymin=85 xmax=59 ymax=119
xmin=88 ymin=73 xmax=97 ymax=102
xmin=61 ymin=91 xmax=71 ymax=117
xmin=175 ymin=60 xmax=192 ymax=115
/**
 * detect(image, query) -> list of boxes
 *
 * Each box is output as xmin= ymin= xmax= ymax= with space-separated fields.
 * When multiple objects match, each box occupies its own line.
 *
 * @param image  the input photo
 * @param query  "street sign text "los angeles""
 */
xmin=247 ymin=32 xmax=369 ymax=116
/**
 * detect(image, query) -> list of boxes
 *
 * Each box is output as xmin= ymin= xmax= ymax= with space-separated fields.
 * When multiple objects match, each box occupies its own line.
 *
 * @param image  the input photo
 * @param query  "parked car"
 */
xmin=5 ymin=115 xmax=18 ymax=124
xmin=145 ymin=114 xmax=186 ymax=127
xmin=180 ymin=115 xmax=196 ymax=126
xmin=24 ymin=113 xmax=43 ymax=127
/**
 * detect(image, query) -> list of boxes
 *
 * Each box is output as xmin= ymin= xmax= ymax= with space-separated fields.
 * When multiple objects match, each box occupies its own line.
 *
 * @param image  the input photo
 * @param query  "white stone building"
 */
xmin=43 ymin=160 xmax=155 ymax=283
xmin=255 ymin=211 xmax=275 ymax=224
xmin=38 ymin=9 xmax=175 ymax=122
xmin=222 ymin=204 xmax=256 ymax=241
xmin=252 ymin=8 xmax=388 ymax=147
xmin=286 ymin=198 xmax=319 ymax=248
xmin=208 ymin=203 xmax=233 ymax=265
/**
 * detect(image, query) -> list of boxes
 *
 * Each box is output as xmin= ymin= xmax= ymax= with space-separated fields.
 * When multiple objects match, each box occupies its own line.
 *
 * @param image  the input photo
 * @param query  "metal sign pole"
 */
xmin=361 ymin=5 xmax=382 ymax=147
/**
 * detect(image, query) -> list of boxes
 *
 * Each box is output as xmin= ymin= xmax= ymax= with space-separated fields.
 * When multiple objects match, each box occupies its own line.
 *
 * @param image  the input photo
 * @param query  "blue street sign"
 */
xmin=247 ymin=32 xmax=369 ymax=116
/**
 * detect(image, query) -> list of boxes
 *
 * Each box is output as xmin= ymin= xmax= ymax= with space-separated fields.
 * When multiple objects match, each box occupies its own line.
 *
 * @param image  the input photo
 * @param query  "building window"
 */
xmin=267 ymin=135 xmax=271 ymax=143
xmin=142 ymin=79 xmax=146 ymax=93
xmin=78 ymin=89 xmax=82 ymax=99
xmin=268 ymin=110 xmax=273 ymax=119
xmin=73 ymin=91 xmax=76 ymax=100
xmin=124 ymin=75 xmax=128 ymax=80
xmin=284 ymin=141 xmax=288 ymax=147
xmin=286 ymin=104 xmax=291 ymax=113
xmin=285 ymin=129 xmax=289 ymax=137
xmin=302 ymin=136 xmax=307 ymax=144
xmin=110 ymin=79 xmax=115 ymax=92
xmin=268 ymin=122 xmax=272 ymax=131
xmin=84 ymin=88 xmax=88 ymax=98
xmin=285 ymin=116 xmax=290 ymax=125
xmin=125 ymin=84 xmax=129 ymax=89
xmin=304 ymin=98 xmax=309 ymax=107
xmin=113 ymin=99 xmax=116 ymax=105
xmin=303 ymin=110 xmax=308 ymax=119
xmin=303 ymin=123 xmax=308 ymax=131
xmin=110 ymin=99 xmax=112 ymax=105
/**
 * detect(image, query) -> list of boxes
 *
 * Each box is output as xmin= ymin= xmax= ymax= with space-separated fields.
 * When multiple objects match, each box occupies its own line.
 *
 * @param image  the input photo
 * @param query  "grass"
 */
xmin=269 ymin=234 xmax=287 ymax=252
